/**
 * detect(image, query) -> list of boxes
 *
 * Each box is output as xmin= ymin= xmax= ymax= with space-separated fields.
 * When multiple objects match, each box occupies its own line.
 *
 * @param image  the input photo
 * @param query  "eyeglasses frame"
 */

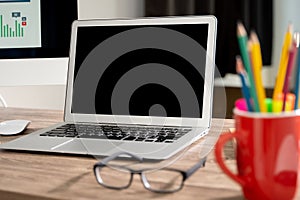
xmin=93 ymin=151 xmax=206 ymax=193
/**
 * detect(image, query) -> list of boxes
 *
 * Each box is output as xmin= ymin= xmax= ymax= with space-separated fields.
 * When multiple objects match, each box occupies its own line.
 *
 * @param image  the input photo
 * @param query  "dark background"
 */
xmin=145 ymin=0 xmax=273 ymax=76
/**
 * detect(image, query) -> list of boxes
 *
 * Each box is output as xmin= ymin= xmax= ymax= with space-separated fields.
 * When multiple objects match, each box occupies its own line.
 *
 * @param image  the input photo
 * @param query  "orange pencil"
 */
xmin=249 ymin=31 xmax=267 ymax=112
xmin=273 ymin=24 xmax=293 ymax=100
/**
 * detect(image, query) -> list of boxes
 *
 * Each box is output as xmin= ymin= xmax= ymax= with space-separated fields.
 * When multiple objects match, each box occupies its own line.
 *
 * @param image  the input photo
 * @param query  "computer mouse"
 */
xmin=0 ymin=120 xmax=31 ymax=136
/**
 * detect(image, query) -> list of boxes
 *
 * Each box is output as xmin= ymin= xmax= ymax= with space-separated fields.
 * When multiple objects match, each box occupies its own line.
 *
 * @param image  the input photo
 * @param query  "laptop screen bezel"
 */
xmin=64 ymin=16 xmax=217 ymax=127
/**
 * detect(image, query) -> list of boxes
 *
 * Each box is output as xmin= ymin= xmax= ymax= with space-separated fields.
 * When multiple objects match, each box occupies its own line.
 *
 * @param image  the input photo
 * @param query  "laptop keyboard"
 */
xmin=39 ymin=124 xmax=192 ymax=143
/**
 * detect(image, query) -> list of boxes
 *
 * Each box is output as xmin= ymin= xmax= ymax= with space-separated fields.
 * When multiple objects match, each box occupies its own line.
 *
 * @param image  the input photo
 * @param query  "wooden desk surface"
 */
xmin=0 ymin=108 xmax=298 ymax=200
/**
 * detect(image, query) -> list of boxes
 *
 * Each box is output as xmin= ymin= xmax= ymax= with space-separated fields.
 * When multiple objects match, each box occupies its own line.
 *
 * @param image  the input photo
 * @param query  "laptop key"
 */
xmin=155 ymin=137 xmax=166 ymax=142
xmin=39 ymin=133 xmax=49 ymax=136
xmin=65 ymin=135 xmax=78 ymax=138
xmin=145 ymin=139 xmax=155 ymax=142
xmin=135 ymin=137 xmax=146 ymax=141
xmin=48 ymin=133 xmax=59 ymax=137
xmin=123 ymin=136 xmax=137 ymax=141
xmin=79 ymin=135 xmax=108 ymax=139
xmin=147 ymin=135 xmax=158 ymax=139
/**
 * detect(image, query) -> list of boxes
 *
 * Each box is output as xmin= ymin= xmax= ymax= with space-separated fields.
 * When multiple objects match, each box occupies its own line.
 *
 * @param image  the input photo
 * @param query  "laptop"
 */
xmin=0 ymin=16 xmax=217 ymax=160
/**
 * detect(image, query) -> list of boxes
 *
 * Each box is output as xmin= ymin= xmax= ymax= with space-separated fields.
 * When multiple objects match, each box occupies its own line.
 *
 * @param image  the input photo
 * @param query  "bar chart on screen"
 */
xmin=0 ymin=0 xmax=41 ymax=48
xmin=0 ymin=14 xmax=25 ymax=38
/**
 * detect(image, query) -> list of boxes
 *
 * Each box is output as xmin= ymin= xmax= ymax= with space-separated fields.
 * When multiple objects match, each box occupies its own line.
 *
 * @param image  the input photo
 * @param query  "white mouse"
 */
xmin=0 ymin=120 xmax=31 ymax=136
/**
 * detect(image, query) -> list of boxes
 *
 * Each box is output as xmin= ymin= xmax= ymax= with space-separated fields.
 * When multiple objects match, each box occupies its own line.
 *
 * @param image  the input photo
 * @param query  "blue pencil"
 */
xmin=236 ymin=56 xmax=253 ymax=112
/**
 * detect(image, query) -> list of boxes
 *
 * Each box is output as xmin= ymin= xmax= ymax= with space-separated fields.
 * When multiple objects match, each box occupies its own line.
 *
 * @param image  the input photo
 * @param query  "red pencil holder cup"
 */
xmin=215 ymin=109 xmax=300 ymax=200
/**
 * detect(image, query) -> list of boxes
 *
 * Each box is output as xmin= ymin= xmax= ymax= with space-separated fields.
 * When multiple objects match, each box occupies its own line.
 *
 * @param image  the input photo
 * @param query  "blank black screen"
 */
xmin=72 ymin=23 xmax=208 ymax=118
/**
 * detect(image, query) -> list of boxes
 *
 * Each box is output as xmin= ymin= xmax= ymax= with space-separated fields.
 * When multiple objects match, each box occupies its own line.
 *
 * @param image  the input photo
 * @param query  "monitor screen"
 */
xmin=0 ymin=0 xmax=77 ymax=59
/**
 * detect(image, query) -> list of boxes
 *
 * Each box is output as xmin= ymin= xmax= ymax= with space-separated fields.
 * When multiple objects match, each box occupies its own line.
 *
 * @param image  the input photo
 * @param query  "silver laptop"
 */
xmin=0 ymin=16 xmax=217 ymax=160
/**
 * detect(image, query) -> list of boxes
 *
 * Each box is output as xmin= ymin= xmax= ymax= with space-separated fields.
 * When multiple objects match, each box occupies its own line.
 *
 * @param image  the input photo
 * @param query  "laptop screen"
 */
xmin=71 ymin=23 xmax=209 ymax=118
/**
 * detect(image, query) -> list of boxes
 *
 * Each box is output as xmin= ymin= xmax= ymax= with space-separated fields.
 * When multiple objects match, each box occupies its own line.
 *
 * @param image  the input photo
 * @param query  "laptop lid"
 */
xmin=65 ymin=16 xmax=217 ymax=127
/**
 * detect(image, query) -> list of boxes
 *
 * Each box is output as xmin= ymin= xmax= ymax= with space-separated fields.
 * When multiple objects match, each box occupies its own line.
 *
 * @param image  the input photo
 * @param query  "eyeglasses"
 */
xmin=93 ymin=151 xmax=206 ymax=193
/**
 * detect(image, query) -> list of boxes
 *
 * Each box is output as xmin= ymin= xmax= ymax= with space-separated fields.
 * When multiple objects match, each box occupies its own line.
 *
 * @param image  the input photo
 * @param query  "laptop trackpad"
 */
xmin=52 ymin=139 xmax=121 ymax=155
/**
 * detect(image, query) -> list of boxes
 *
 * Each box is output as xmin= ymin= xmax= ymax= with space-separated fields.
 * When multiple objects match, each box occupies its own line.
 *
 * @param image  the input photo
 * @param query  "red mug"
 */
xmin=215 ymin=109 xmax=299 ymax=200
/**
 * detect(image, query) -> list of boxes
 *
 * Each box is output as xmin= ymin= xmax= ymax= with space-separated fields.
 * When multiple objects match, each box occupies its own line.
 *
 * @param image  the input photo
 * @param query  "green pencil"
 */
xmin=237 ymin=22 xmax=260 ymax=112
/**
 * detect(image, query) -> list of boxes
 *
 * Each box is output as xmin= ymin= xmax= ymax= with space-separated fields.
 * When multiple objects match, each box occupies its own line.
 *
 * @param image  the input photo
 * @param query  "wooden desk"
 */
xmin=0 ymin=108 xmax=297 ymax=200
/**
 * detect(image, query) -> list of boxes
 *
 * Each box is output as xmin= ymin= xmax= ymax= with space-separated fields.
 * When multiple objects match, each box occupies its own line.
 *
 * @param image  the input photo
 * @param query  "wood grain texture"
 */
xmin=0 ymin=108 xmax=298 ymax=200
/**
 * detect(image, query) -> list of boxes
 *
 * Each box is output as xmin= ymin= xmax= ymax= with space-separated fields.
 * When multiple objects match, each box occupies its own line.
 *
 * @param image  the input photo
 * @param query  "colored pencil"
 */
xmin=249 ymin=31 xmax=267 ymax=112
xmin=273 ymin=24 xmax=293 ymax=100
xmin=294 ymin=32 xmax=300 ymax=109
xmin=237 ymin=22 xmax=259 ymax=112
xmin=236 ymin=56 xmax=253 ymax=112
xmin=282 ymin=37 xmax=298 ymax=111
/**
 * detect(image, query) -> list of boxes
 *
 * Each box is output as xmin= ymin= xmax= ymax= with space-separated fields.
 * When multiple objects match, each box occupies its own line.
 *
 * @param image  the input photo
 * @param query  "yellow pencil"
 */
xmin=249 ymin=31 xmax=267 ymax=112
xmin=273 ymin=24 xmax=293 ymax=100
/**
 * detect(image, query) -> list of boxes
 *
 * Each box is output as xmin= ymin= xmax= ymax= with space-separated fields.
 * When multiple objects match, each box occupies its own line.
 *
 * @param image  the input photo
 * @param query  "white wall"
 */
xmin=0 ymin=85 xmax=66 ymax=110
xmin=272 ymin=0 xmax=300 ymax=73
xmin=78 ymin=0 xmax=144 ymax=19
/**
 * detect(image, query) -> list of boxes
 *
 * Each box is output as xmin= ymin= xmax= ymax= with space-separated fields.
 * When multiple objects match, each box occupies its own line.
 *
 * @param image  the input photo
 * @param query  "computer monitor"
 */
xmin=0 ymin=0 xmax=77 ymax=85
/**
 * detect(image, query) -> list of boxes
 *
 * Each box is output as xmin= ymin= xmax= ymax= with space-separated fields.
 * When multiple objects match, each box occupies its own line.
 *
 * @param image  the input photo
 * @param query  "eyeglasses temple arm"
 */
xmin=184 ymin=156 xmax=207 ymax=180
